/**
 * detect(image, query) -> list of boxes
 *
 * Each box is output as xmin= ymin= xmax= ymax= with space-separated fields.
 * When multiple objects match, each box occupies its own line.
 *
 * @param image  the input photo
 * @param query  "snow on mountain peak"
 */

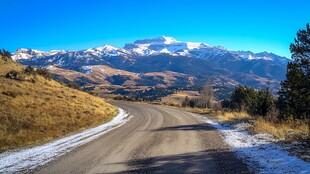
xmin=93 ymin=45 xmax=119 ymax=52
xmin=12 ymin=48 xmax=46 ymax=60
xmin=160 ymin=36 xmax=179 ymax=44
xmin=11 ymin=37 xmax=290 ymax=63
xmin=124 ymin=36 xmax=216 ymax=56
xmin=186 ymin=42 xmax=211 ymax=50
xmin=133 ymin=36 xmax=179 ymax=45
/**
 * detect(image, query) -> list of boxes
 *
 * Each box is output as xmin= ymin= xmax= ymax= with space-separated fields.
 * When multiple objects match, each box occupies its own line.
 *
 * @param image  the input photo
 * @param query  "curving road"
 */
xmin=35 ymin=101 xmax=252 ymax=174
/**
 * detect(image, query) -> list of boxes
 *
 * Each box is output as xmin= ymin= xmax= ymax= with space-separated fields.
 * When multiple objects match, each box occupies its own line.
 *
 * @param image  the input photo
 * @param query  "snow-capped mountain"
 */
xmin=12 ymin=36 xmax=290 ymax=62
xmin=12 ymin=36 xmax=291 ymax=90
xmin=11 ymin=48 xmax=64 ymax=60
xmin=124 ymin=36 xmax=213 ymax=56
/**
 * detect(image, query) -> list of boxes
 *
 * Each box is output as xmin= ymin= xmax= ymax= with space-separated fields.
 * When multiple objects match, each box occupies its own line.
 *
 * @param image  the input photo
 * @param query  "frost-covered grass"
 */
xmin=0 ymin=108 xmax=131 ymax=174
xmin=194 ymin=113 xmax=310 ymax=174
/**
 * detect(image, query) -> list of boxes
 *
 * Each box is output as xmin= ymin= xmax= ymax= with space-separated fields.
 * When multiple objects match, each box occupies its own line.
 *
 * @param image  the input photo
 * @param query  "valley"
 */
xmin=12 ymin=36 xmax=291 ymax=101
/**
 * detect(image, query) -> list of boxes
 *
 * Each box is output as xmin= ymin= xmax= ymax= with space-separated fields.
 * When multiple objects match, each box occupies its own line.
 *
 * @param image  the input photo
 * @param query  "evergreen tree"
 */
xmin=256 ymin=87 xmax=276 ymax=116
xmin=230 ymin=86 xmax=257 ymax=112
xmin=278 ymin=23 xmax=310 ymax=120
xmin=227 ymin=86 xmax=275 ymax=116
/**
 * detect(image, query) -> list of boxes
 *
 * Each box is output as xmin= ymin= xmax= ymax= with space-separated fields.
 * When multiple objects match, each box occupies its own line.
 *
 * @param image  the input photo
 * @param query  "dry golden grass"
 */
xmin=210 ymin=110 xmax=308 ymax=143
xmin=0 ymin=58 xmax=118 ymax=152
xmin=216 ymin=111 xmax=251 ymax=122
xmin=252 ymin=117 xmax=309 ymax=142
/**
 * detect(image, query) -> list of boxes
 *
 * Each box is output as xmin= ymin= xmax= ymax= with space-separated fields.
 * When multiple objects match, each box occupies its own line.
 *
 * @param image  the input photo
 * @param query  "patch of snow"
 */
xmin=194 ymin=114 xmax=310 ymax=174
xmin=160 ymin=48 xmax=170 ymax=54
xmin=46 ymin=65 xmax=60 ymax=71
xmin=11 ymin=53 xmax=32 ymax=60
xmin=161 ymin=36 xmax=178 ymax=44
xmin=117 ymin=70 xmax=123 ymax=75
xmin=98 ymin=66 xmax=106 ymax=73
xmin=186 ymin=42 xmax=210 ymax=50
xmin=0 ymin=108 xmax=131 ymax=174
xmin=80 ymin=65 xmax=94 ymax=74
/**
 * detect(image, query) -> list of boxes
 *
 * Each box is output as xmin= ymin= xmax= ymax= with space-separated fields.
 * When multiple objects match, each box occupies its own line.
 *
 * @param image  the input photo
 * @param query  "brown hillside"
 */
xmin=0 ymin=57 xmax=118 ymax=152
xmin=48 ymin=65 xmax=195 ymax=87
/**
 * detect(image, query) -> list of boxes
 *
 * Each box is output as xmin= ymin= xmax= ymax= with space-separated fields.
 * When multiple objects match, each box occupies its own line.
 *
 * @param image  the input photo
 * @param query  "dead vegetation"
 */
xmin=252 ymin=117 xmax=309 ymax=142
xmin=0 ymin=58 xmax=118 ymax=152
xmin=209 ymin=110 xmax=309 ymax=143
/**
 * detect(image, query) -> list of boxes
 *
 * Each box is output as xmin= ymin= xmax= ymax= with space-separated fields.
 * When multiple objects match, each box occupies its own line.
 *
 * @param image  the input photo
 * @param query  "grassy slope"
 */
xmin=0 ymin=57 xmax=118 ymax=152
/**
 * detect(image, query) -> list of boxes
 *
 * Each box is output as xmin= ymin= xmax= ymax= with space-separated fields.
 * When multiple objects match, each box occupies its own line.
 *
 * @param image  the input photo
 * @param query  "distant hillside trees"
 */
xmin=195 ymin=79 xmax=220 ymax=110
xmin=222 ymin=86 xmax=276 ymax=117
xmin=222 ymin=24 xmax=310 ymax=121
xmin=181 ymin=80 xmax=220 ymax=109
xmin=181 ymin=96 xmax=196 ymax=108
xmin=278 ymin=23 xmax=310 ymax=120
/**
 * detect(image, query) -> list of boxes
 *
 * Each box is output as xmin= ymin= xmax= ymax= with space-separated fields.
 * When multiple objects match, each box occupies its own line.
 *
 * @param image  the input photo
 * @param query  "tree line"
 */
xmin=223 ymin=24 xmax=309 ymax=121
xmin=183 ymin=24 xmax=310 ymax=122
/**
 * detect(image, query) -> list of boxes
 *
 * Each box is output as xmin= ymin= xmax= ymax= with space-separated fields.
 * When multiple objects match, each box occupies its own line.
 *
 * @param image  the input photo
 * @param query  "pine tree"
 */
xmin=278 ymin=24 xmax=310 ymax=120
xmin=256 ymin=87 xmax=276 ymax=117
xmin=230 ymin=86 xmax=257 ymax=112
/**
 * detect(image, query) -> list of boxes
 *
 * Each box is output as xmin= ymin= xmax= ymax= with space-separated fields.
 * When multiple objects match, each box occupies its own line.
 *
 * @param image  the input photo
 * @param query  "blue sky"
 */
xmin=1 ymin=0 xmax=309 ymax=58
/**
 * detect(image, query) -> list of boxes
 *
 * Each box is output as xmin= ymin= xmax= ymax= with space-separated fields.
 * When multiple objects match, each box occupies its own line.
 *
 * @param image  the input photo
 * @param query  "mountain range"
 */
xmin=12 ymin=36 xmax=291 ymax=98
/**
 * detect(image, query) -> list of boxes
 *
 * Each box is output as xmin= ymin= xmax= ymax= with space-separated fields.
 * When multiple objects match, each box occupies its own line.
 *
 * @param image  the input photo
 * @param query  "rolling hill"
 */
xmin=0 ymin=55 xmax=117 ymax=151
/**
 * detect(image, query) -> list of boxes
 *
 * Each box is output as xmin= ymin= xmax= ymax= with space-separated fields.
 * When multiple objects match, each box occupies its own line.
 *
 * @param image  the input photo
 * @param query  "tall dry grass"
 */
xmin=216 ymin=111 xmax=251 ymax=122
xmin=0 ymin=59 xmax=118 ymax=152
xmin=253 ymin=117 xmax=309 ymax=142
xmin=213 ymin=110 xmax=309 ymax=143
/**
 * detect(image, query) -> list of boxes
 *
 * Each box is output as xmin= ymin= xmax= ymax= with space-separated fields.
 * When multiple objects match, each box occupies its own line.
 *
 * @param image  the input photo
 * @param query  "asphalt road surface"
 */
xmin=36 ymin=101 xmax=252 ymax=174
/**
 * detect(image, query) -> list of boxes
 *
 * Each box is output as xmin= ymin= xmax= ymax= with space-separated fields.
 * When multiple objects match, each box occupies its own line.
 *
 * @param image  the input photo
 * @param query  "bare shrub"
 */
xmin=5 ymin=70 xmax=25 ymax=81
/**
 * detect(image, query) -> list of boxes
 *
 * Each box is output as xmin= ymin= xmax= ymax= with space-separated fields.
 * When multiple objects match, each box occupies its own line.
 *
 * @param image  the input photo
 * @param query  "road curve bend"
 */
xmin=36 ymin=101 xmax=252 ymax=174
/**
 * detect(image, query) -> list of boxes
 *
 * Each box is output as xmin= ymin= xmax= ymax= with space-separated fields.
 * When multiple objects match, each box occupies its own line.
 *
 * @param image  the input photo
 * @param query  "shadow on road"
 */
xmin=152 ymin=123 xmax=215 ymax=132
xmin=102 ymin=149 xmax=252 ymax=174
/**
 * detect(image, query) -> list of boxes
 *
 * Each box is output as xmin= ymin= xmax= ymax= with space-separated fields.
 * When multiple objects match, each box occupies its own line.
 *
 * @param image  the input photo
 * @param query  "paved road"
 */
xmin=36 ymin=101 xmax=252 ymax=174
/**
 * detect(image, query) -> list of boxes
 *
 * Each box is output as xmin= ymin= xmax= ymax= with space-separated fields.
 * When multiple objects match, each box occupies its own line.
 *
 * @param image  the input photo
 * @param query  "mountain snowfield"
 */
xmin=12 ymin=36 xmax=291 ymax=91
